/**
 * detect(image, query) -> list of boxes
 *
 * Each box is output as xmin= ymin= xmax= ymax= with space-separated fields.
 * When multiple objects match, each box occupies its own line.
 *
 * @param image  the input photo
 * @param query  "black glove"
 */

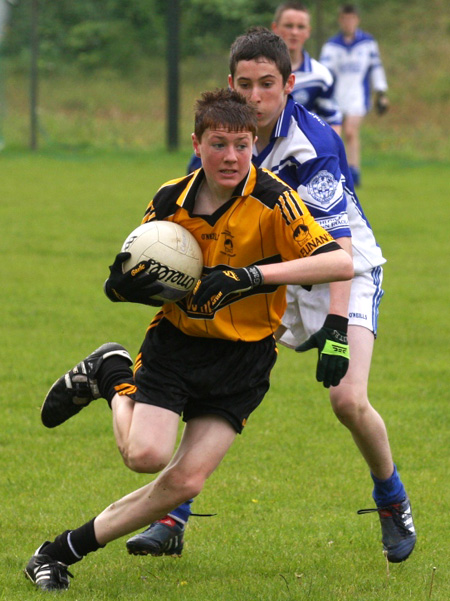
xmin=295 ymin=314 xmax=350 ymax=388
xmin=192 ymin=265 xmax=264 ymax=310
xmin=375 ymin=92 xmax=389 ymax=115
xmin=104 ymin=252 xmax=164 ymax=307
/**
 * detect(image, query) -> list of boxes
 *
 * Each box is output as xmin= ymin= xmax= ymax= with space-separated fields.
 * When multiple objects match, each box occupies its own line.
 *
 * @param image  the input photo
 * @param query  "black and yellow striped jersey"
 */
xmin=142 ymin=164 xmax=337 ymax=341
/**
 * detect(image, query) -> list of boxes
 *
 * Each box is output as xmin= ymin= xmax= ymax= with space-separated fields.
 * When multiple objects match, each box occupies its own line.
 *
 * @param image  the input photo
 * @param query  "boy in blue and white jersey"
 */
xmin=134 ymin=27 xmax=416 ymax=565
xmin=272 ymin=2 xmax=342 ymax=132
xmin=186 ymin=3 xmax=341 ymax=175
xmin=320 ymin=4 xmax=389 ymax=185
xmin=251 ymin=93 xmax=383 ymax=279
xmin=291 ymin=50 xmax=342 ymax=129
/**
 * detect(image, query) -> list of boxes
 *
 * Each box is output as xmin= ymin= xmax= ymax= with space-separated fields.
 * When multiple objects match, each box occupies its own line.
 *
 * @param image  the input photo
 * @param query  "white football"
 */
xmin=121 ymin=221 xmax=203 ymax=302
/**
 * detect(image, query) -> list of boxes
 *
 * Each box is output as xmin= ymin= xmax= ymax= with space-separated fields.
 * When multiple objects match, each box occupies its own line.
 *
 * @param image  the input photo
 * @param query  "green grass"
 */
xmin=0 ymin=149 xmax=449 ymax=600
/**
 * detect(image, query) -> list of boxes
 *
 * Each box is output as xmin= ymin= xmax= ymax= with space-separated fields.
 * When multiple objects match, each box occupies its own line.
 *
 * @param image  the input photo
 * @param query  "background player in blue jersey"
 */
xmin=320 ymin=4 xmax=389 ymax=186
xmin=134 ymin=27 xmax=416 ymax=565
xmin=271 ymin=2 xmax=342 ymax=133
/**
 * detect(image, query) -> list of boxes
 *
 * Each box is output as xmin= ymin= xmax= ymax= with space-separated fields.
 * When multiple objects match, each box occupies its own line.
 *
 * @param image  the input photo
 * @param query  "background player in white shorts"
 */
xmin=271 ymin=2 xmax=342 ymax=134
xmin=320 ymin=4 xmax=389 ymax=186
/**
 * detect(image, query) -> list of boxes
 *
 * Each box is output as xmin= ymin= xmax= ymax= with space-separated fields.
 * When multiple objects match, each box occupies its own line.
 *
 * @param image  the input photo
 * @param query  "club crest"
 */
xmin=307 ymin=170 xmax=338 ymax=205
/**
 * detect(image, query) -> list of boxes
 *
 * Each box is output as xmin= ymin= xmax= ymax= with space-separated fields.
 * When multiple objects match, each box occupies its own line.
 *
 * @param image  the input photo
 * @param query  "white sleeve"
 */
xmin=319 ymin=43 xmax=337 ymax=77
xmin=370 ymin=40 xmax=388 ymax=92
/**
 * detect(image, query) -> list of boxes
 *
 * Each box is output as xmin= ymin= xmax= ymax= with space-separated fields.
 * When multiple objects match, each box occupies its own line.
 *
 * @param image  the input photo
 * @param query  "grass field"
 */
xmin=0 ymin=148 xmax=449 ymax=600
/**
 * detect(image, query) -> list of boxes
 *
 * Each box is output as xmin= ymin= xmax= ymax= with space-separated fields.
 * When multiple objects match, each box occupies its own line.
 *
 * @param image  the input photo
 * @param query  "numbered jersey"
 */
xmin=141 ymin=164 xmax=337 ymax=341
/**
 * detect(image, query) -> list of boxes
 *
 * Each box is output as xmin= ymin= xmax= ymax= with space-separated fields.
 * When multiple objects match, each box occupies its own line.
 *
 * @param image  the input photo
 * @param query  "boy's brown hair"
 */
xmin=229 ymin=27 xmax=292 ymax=86
xmin=194 ymin=88 xmax=258 ymax=141
xmin=273 ymin=2 xmax=310 ymax=24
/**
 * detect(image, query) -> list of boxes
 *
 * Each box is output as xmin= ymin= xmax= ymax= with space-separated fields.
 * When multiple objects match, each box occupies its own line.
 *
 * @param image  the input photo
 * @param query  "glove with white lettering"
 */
xmin=295 ymin=314 xmax=350 ymax=388
xmin=375 ymin=91 xmax=389 ymax=115
xmin=104 ymin=252 xmax=164 ymax=307
xmin=192 ymin=265 xmax=264 ymax=310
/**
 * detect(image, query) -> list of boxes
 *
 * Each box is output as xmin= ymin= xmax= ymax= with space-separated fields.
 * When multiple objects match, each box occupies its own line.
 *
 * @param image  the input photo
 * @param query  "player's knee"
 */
xmin=159 ymin=466 xmax=205 ymax=502
xmin=345 ymin=128 xmax=358 ymax=144
xmin=122 ymin=443 xmax=171 ymax=474
xmin=343 ymin=121 xmax=359 ymax=141
xmin=330 ymin=387 xmax=367 ymax=426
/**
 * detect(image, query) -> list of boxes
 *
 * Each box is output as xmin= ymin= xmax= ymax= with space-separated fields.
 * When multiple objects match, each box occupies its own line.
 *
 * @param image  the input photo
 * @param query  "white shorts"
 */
xmin=335 ymin=85 xmax=368 ymax=117
xmin=278 ymin=267 xmax=384 ymax=349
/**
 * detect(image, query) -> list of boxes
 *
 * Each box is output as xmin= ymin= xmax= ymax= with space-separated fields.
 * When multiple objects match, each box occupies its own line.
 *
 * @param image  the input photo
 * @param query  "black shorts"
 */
xmin=130 ymin=318 xmax=277 ymax=433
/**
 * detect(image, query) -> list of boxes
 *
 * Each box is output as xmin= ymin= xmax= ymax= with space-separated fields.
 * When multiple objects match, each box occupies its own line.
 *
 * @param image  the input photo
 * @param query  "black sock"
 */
xmin=96 ymin=355 xmax=134 ymax=406
xmin=42 ymin=518 xmax=104 ymax=566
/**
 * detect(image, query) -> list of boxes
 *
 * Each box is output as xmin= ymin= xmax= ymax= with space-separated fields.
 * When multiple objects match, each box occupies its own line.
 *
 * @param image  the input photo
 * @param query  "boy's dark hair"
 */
xmin=273 ymin=2 xmax=310 ymax=24
xmin=229 ymin=27 xmax=292 ymax=86
xmin=194 ymin=88 xmax=257 ymax=140
xmin=339 ymin=4 xmax=359 ymax=15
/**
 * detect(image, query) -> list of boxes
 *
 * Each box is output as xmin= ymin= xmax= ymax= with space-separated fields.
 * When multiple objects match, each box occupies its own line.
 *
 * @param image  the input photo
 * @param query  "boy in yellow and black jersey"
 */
xmin=142 ymin=164 xmax=335 ymax=341
xmin=128 ymin=28 xmax=416 ymax=565
xmin=26 ymin=89 xmax=353 ymax=592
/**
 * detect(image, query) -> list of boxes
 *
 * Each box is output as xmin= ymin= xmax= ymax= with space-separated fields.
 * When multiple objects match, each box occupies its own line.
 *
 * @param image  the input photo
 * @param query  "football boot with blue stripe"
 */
xmin=41 ymin=342 xmax=132 ymax=428
xmin=126 ymin=516 xmax=184 ymax=556
xmin=358 ymin=496 xmax=416 ymax=562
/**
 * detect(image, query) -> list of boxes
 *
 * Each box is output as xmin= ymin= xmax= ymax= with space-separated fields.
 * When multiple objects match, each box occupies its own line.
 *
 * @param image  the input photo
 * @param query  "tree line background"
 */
xmin=0 ymin=0 xmax=447 ymax=159
xmin=2 ymin=0 xmax=410 ymax=73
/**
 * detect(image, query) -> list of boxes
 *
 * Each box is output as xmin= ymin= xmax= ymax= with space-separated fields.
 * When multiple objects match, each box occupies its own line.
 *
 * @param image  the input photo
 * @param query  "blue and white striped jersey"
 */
xmin=252 ymin=96 xmax=385 ymax=274
xmin=291 ymin=50 xmax=342 ymax=126
xmin=320 ymin=29 xmax=388 ymax=116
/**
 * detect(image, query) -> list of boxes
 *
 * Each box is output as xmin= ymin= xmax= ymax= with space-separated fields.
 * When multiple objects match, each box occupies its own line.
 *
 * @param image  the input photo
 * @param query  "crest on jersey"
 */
xmin=220 ymin=230 xmax=236 ymax=257
xmin=294 ymin=89 xmax=310 ymax=106
xmin=293 ymin=220 xmax=311 ymax=246
xmin=307 ymin=170 xmax=338 ymax=205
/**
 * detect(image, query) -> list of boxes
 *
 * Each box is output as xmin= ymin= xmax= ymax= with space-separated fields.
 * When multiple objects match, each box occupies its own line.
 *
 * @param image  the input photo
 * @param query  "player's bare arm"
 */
xmin=327 ymin=236 xmax=352 ymax=319
xmin=259 ymin=247 xmax=353 ymax=286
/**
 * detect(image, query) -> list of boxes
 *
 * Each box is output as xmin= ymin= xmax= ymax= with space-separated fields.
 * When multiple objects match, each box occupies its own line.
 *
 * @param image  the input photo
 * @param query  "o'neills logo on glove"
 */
xmin=147 ymin=257 xmax=196 ymax=291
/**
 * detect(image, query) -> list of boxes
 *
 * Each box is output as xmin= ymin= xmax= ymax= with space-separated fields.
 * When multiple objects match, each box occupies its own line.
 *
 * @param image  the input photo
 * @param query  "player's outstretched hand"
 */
xmin=295 ymin=314 xmax=350 ymax=388
xmin=375 ymin=92 xmax=389 ymax=115
xmin=192 ymin=265 xmax=264 ymax=310
xmin=104 ymin=252 xmax=164 ymax=307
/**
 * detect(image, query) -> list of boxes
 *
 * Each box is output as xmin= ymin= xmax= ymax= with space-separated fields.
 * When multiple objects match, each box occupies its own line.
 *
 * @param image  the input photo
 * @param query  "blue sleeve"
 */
xmin=187 ymin=154 xmax=202 ymax=174
xmin=312 ymin=83 xmax=342 ymax=126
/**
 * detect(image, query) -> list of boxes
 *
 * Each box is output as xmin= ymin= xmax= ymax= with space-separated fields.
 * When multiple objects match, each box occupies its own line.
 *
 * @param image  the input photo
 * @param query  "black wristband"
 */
xmin=323 ymin=313 xmax=349 ymax=332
